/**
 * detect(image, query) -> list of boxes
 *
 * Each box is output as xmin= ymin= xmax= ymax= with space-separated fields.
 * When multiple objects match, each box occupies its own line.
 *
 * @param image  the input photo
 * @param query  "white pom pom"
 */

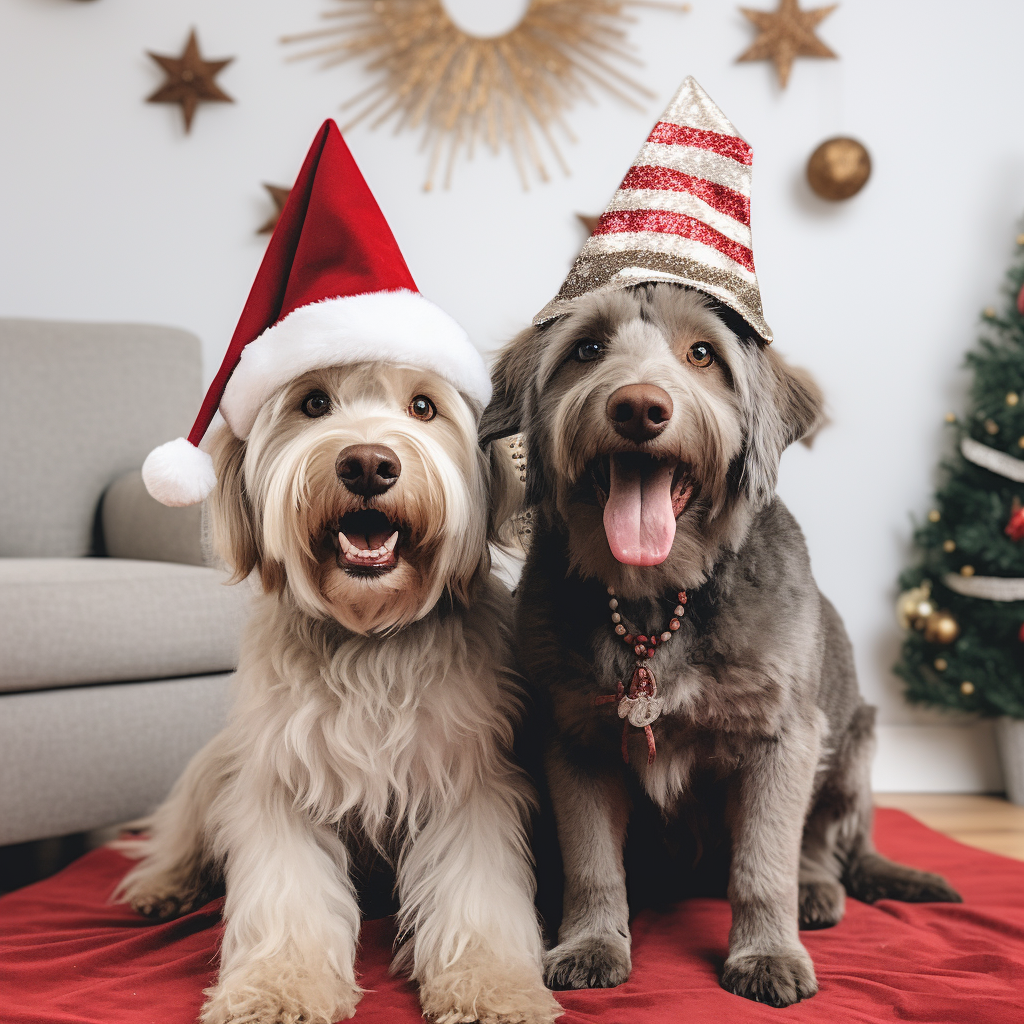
xmin=142 ymin=437 xmax=217 ymax=507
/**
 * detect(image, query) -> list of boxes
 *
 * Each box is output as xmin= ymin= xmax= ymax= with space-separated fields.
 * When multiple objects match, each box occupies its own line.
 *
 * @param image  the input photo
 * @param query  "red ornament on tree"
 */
xmin=1017 ymin=281 xmax=1024 ymax=316
xmin=1018 ymin=622 xmax=1024 ymax=642
xmin=1006 ymin=505 xmax=1024 ymax=541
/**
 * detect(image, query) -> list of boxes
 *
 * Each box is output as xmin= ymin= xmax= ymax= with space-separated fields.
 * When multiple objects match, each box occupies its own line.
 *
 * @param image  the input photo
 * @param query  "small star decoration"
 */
xmin=147 ymin=29 xmax=234 ymax=133
xmin=258 ymin=184 xmax=292 ymax=235
xmin=736 ymin=0 xmax=838 ymax=88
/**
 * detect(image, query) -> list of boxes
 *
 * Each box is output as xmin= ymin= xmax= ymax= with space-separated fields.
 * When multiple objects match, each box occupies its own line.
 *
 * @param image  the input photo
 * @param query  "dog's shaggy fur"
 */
xmin=118 ymin=363 xmax=560 ymax=1024
xmin=480 ymin=285 xmax=961 ymax=1008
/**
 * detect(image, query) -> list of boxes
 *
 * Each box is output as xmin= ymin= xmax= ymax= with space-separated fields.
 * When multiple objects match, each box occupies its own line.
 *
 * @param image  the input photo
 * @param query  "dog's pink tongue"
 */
xmin=603 ymin=455 xmax=676 ymax=565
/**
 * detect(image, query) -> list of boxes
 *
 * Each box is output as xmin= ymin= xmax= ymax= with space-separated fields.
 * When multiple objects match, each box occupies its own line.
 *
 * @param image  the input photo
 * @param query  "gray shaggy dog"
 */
xmin=480 ymin=284 xmax=960 ymax=1008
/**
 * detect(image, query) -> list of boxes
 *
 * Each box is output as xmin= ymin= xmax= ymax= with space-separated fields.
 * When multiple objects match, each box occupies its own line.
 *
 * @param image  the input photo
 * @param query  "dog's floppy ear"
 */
xmin=207 ymin=425 xmax=285 ymax=593
xmin=478 ymin=324 xmax=546 ymax=446
xmin=741 ymin=347 xmax=825 ymax=507
xmin=481 ymin=324 xmax=551 ymax=534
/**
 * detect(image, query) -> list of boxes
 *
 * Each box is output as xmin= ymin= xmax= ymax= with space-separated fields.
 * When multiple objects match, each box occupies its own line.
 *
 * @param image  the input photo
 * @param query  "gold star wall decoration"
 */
xmin=736 ymin=0 xmax=838 ymax=88
xmin=257 ymin=184 xmax=292 ymax=235
xmin=147 ymin=29 xmax=234 ymax=133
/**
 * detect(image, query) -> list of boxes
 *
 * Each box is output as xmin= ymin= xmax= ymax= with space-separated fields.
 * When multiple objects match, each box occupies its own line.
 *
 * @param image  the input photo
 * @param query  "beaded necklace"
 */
xmin=595 ymin=586 xmax=687 ymax=766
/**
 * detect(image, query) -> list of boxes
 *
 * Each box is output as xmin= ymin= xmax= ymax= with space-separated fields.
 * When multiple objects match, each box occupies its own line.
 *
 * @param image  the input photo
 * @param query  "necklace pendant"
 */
xmin=619 ymin=663 xmax=663 ymax=727
xmin=618 ymin=692 xmax=664 ymax=728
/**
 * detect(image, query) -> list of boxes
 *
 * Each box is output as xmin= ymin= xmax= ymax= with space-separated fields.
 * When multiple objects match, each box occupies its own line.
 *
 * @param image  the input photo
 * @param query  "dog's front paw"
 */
xmin=420 ymin=957 xmax=561 ymax=1024
xmin=201 ymin=961 xmax=361 ymax=1024
xmin=120 ymin=871 xmax=216 ymax=921
xmin=798 ymin=878 xmax=845 ymax=930
xmin=721 ymin=949 xmax=818 ymax=1007
xmin=543 ymin=934 xmax=631 ymax=990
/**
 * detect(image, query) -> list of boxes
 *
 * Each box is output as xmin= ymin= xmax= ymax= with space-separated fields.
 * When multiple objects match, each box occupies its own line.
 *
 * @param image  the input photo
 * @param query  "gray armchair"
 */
xmin=0 ymin=319 xmax=248 ymax=846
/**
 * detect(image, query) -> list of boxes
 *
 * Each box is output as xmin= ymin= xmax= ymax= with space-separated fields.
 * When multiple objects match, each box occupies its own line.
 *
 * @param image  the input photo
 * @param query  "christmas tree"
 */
xmin=896 ymin=230 xmax=1024 ymax=719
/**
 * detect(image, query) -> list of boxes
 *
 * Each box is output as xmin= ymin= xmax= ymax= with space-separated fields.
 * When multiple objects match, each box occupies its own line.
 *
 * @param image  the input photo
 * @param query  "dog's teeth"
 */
xmin=384 ymin=531 xmax=399 ymax=553
xmin=338 ymin=532 xmax=356 ymax=555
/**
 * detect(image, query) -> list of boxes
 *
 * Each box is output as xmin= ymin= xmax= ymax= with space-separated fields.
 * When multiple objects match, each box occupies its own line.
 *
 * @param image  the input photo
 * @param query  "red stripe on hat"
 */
xmin=593 ymin=209 xmax=755 ymax=273
xmin=620 ymin=166 xmax=750 ymax=225
xmin=646 ymin=122 xmax=753 ymax=166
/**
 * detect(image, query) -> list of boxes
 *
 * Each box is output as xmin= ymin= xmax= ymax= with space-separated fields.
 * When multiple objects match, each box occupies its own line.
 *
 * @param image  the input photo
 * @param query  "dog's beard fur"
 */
xmin=208 ymin=363 xmax=489 ymax=633
xmin=481 ymin=286 xmax=823 ymax=598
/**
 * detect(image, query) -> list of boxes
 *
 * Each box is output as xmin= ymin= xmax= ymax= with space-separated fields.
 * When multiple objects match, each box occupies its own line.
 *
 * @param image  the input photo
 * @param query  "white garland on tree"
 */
xmin=943 ymin=435 xmax=1024 ymax=599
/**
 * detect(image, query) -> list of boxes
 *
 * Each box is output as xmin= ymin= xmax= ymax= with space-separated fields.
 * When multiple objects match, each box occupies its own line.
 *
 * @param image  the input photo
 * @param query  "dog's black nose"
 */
xmin=606 ymin=384 xmax=673 ymax=443
xmin=336 ymin=444 xmax=402 ymax=496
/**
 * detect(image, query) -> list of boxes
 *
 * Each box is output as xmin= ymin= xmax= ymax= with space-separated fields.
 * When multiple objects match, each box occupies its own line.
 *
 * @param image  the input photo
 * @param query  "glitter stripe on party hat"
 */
xmin=535 ymin=76 xmax=772 ymax=343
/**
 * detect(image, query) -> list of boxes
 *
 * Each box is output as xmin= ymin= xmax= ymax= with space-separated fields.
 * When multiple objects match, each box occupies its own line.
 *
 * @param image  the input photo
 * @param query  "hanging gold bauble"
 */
xmin=896 ymin=582 xmax=932 ymax=630
xmin=924 ymin=610 xmax=960 ymax=645
xmin=806 ymin=137 xmax=871 ymax=200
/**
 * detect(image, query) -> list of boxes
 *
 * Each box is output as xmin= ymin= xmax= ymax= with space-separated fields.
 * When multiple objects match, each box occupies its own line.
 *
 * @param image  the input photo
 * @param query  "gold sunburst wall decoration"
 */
xmin=282 ymin=0 xmax=690 ymax=190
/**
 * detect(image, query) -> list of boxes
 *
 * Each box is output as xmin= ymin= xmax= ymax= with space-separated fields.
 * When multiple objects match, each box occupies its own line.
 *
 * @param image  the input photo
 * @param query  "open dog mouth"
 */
xmin=591 ymin=453 xmax=694 ymax=566
xmin=329 ymin=508 xmax=403 ymax=577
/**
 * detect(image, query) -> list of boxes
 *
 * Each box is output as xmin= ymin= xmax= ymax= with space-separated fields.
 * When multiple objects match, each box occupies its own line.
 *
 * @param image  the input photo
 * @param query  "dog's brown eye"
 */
xmin=574 ymin=339 xmax=603 ymax=362
xmin=408 ymin=395 xmax=437 ymax=421
xmin=302 ymin=391 xmax=331 ymax=418
xmin=687 ymin=343 xmax=715 ymax=368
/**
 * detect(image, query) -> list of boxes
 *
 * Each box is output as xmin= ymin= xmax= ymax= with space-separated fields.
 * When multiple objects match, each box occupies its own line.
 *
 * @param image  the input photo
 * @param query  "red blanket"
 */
xmin=1 ymin=809 xmax=1022 ymax=1024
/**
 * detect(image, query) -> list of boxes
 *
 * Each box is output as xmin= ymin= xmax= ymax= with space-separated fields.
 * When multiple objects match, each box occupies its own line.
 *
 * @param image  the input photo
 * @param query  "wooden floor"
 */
xmin=875 ymin=793 xmax=1024 ymax=861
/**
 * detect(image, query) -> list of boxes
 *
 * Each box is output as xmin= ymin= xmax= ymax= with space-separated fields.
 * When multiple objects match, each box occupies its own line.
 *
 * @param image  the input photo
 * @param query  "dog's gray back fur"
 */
xmin=482 ymin=284 xmax=960 ymax=1008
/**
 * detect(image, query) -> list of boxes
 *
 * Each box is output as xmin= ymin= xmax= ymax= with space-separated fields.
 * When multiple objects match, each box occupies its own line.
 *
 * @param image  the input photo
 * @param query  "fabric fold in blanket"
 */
xmin=1 ymin=809 xmax=1022 ymax=1023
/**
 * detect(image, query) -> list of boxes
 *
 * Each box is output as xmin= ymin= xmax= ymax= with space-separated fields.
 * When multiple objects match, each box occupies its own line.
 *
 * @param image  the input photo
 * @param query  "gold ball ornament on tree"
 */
xmin=896 ymin=582 xmax=932 ymax=630
xmin=806 ymin=137 xmax=871 ymax=200
xmin=960 ymin=681 xmax=975 ymax=695
xmin=923 ymin=610 xmax=960 ymax=645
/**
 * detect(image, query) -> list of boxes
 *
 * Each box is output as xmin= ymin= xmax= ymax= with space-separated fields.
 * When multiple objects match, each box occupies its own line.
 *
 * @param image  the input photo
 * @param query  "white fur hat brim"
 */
xmin=219 ymin=289 xmax=491 ymax=438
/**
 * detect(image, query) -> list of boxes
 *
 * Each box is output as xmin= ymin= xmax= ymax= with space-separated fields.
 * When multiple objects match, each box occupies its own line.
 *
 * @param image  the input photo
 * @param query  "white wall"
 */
xmin=3 ymin=0 xmax=1022 ymax=791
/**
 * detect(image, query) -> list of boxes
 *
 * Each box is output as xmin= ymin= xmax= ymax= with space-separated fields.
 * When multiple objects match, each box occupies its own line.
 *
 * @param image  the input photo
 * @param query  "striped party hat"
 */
xmin=535 ymin=77 xmax=771 ymax=343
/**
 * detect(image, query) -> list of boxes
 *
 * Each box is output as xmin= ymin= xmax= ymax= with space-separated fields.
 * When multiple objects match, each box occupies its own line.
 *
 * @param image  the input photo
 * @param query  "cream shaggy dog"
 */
xmin=117 ymin=362 xmax=561 ymax=1024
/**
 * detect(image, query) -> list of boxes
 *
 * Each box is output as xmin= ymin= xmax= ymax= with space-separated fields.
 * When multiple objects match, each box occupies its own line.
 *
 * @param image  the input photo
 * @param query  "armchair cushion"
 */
xmin=0 ymin=559 xmax=250 ymax=693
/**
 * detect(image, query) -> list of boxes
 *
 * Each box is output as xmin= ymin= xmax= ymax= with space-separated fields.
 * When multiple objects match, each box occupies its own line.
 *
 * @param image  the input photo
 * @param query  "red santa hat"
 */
xmin=535 ymin=76 xmax=772 ymax=344
xmin=143 ymin=119 xmax=490 ymax=507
